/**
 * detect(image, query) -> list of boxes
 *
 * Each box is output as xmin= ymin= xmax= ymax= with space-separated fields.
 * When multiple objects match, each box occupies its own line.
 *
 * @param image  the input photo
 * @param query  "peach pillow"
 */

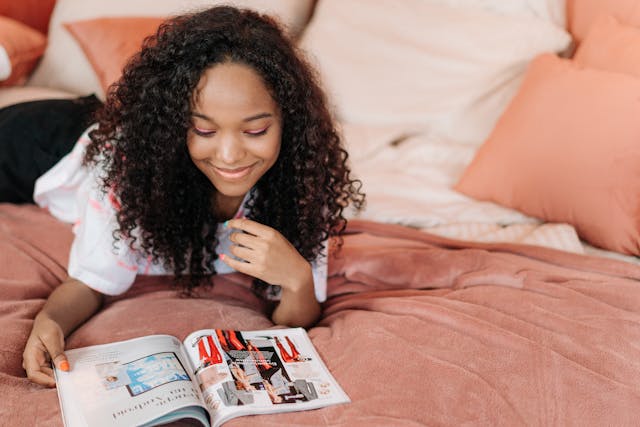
xmin=455 ymin=53 xmax=640 ymax=255
xmin=567 ymin=0 xmax=640 ymax=43
xmin=64 ymin=17 xmax=164 ymax=94
xmin=573 ymin=15 xmax=640 ymax=77
xmin=0 ymin=16 xmax=47 ymax=86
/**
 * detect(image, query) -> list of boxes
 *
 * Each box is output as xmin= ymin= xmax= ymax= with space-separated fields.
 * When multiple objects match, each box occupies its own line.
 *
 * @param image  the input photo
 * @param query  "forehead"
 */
xmin=192 ymin=62 xmax=278 ymax=115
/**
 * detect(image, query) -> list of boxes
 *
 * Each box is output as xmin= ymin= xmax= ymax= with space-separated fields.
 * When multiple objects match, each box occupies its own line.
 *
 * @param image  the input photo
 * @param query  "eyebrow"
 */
xmin=191 ymin=112 xmax=273 ymax=123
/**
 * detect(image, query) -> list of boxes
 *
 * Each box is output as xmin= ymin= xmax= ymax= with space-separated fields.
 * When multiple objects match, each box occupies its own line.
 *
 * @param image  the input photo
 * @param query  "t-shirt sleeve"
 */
xmin=67 ymin=172 xmax=137 ymax=296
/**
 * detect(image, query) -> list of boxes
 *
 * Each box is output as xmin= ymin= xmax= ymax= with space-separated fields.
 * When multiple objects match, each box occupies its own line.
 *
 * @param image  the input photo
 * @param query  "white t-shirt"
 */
xmin=33 ymin=127 xmax=327 ymax=301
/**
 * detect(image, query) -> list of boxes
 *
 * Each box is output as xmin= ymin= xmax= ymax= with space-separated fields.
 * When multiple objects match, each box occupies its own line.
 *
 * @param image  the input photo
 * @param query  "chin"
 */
xmin=211 ymin=181 xmax=253 ymax=197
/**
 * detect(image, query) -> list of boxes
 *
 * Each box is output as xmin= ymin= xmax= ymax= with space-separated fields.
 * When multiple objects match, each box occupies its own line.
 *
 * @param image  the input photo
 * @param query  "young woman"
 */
xmin=22 ymin=5 xmax=364 ymax=387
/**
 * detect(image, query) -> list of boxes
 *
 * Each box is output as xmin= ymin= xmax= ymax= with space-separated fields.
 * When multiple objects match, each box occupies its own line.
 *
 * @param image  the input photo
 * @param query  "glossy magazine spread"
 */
xmin=54 ymin=328 xmax=349 ymax=427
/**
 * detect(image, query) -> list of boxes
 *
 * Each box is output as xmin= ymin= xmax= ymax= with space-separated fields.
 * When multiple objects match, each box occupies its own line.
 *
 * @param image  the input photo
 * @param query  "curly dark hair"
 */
xmin=84 ymin=6 xmax=365 ymax=294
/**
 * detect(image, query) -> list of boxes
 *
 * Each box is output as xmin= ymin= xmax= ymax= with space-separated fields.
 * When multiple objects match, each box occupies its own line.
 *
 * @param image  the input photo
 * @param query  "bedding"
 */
xmin=1 ymin=203 xmax=640 ymax=426
xmin=300 ymin=0 xmax=610 ymax=261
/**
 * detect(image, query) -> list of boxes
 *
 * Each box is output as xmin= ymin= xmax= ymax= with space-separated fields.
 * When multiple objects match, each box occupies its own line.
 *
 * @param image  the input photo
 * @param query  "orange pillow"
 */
xmin=64 ymin=17 xmax=165 ymax=93
xmin=567 ymin=0 xmax=640 ymax=44
xmin=573 ymin=15 xmax=640 ymax=77
xmin=0 ymin=16 xmax=47 ymax=86
xmin=0 ymin=0 xmax=56 ymax=34
xmin=455 ymin=53 xmax=640 ymax=255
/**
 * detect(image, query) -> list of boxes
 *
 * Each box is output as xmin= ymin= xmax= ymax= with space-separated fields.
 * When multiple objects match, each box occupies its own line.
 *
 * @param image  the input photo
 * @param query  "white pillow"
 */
xmin=0 ymin=47 xmax=10 ymax=81
xmin=28 ymin=0 xmax=314 ymax=98
xmin=421 ymin=0 xmax=566 ymax=28
xmin=299 ymin=0 xmax=571 ymax=145
xmin=0 ymin=86 xmax=76 ymax=109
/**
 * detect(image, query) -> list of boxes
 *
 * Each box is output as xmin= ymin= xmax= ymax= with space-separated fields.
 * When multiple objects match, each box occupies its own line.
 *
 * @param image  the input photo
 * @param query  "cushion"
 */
xmin=424 ymin=0 xmax=566 ymax=27
xmin=0 ymin=86 xmax=76 ymax=110
xmin=299 ymin=0 xmax=570 ymax=145
xmin=566 ymin=0 xmax=640 ymax=43
xmin=573 ymin=15 xmax=640 ymax=77
xmin=455 ymin=53 xmax=640 ymax=255
xmin=0 ymin=0 xmax=56 ymax=34
xmin=65 ymin=17 xmax=165 ymax=94
xmin=28 ymin=0 xmax=315 ymax=98
xmin=0 ymin=16 xmax=47 ymax=86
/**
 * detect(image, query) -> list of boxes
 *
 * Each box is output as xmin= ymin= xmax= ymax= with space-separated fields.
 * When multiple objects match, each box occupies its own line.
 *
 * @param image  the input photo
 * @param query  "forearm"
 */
xmin=271 ymin=268 xmax=321 ymax=328
xmin=36 ymin=278 xmax=104 ymax=336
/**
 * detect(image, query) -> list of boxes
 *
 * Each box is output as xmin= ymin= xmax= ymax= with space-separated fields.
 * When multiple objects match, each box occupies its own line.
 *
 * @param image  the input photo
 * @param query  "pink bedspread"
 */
xmin=1 ymin=203 xmax=639 ymax=426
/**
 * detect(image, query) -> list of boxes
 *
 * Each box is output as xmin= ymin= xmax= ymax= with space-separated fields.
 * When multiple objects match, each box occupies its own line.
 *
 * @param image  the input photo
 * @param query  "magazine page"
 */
xmin=183 ymin=327 xmax=350 ymax=427
xmin=54 ymin=335 xmax=209 ymax=427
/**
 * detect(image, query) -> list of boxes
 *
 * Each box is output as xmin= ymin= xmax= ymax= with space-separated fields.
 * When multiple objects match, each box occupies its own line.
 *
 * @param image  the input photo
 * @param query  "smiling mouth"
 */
xmin=213 ymin=163 xmax=255 ymax=180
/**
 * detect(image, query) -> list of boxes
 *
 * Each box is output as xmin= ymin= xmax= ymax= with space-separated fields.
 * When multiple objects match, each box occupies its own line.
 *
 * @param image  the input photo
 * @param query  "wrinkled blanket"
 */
xmin=1 ymin=203 xmax=639 ymax=426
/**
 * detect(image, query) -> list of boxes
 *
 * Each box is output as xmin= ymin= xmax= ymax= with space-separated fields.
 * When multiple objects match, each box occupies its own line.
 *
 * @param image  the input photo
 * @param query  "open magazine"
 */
xmin=53 ymin=328 xmax=349 ymax=427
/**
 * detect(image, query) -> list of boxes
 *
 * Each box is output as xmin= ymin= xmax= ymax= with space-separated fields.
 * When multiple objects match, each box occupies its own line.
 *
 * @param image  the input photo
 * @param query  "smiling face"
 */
xmin=187 ymin=61 xmax=282 ymax=218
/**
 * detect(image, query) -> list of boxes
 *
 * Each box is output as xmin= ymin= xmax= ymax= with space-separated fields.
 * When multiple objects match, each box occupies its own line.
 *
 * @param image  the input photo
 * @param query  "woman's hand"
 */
xmin=22 ymin=279 xmax=103 ymax=387
xmin=23 ymin=314 xmax=68 ymax=387
xmin=221 ymin=218 xmax=320 ymax=327
xmin=221 ymin=218 xmax=311 ymax=292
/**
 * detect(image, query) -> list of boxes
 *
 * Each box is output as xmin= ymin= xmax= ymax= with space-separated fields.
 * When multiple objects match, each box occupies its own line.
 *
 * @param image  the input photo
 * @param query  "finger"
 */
xmin=228 ymin=245 xmax=260 ymax=264
xmin=53 ymin=354 xmax=70 ymax=372
xmin=225 ymin=218 xmax=273 ymax=238
xmin=23 ymin=339 xmax=49 ymax=370
xmin=40 ymin=365 xmax=55 ymax=376
xmin=23 ymin=360 xmax=56 ymax=387
xmin=23 ymin=347 xmax=57 ymax=387
xmin=27 ymin=369 xmax=57 ymax=388
xmin=229 ymin=231 xmax=260 ymax=249
xmin=41 ymin=332 xmax=70 ymax=372
xmin=220 ymin=253 xmax=257 ymax=277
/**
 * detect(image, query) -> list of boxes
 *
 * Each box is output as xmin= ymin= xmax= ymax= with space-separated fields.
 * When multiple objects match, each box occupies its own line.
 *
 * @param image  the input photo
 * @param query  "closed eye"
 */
xmin=193 ymin=127 xmax=216 ymax=137
xmin=245 ymin=127 xmax=269 ymax=137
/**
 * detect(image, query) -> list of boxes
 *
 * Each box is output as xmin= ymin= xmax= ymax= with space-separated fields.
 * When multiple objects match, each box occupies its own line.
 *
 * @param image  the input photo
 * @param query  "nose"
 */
xmin=216 ymin=132 xmax=246 ymax=165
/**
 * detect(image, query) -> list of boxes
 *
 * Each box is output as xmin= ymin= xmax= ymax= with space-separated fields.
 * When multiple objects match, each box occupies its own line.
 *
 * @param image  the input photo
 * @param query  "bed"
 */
xmin=1 ymin=0 xmax=640 ymax=425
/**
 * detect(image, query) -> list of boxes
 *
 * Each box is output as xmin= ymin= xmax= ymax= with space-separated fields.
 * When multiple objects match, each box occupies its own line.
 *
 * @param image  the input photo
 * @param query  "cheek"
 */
xmin=262 ymin=133 xmax=282 ymax=165
xmin=186 ymin=137 xmax=208 ymax=161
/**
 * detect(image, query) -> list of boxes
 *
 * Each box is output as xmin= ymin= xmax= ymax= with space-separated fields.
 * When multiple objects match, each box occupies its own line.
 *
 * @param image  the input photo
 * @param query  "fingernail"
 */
xmin=219 ymin=254 xmax=225 ymax=261
xmin=59 ymin=360 xmax=70 ymax=372
xmin=223 ymin=221 xmax=229 ymax=228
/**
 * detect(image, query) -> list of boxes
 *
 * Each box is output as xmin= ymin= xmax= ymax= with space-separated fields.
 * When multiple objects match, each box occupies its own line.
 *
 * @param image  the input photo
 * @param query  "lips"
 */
xmin=213 ymin=163 xmax=255 ymax=180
